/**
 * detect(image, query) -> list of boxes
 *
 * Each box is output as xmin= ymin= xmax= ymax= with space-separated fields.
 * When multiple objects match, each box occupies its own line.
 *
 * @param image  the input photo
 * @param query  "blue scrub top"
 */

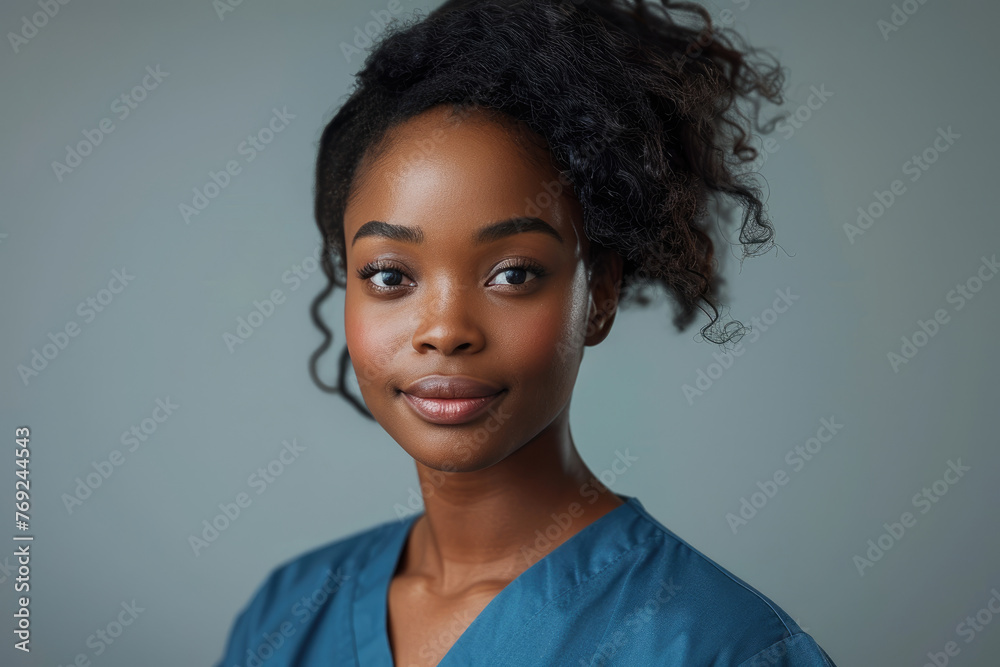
xmin=216 ymin=495 xmax=836 ymax=666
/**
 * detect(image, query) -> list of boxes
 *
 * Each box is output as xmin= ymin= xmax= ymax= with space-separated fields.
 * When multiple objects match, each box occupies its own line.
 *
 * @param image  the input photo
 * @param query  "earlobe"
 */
xmin=584 ymin=250 xmax=624 ymax=347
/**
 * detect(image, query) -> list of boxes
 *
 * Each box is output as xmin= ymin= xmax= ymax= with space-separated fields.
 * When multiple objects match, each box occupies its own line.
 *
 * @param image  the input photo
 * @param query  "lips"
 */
xmin=401 ymin=375 xmax=503 ymax=399
xmin=399 ymin=375 xmax=505 ymax=425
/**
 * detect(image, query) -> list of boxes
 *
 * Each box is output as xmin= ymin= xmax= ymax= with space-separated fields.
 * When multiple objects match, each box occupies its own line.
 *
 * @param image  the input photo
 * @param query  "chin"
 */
xmin=391 ymin=426 xmax=521 ymax=473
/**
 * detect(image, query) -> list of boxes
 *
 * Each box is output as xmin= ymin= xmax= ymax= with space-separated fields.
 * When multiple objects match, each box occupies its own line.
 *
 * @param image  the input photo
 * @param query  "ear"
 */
xmin=584 ymin=249 xmax=624 ymax=347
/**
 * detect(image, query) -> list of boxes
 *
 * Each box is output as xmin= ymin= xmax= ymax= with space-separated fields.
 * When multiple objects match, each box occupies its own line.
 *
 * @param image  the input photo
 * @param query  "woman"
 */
xmin=217 ymin=0 xmax=837 ymax=664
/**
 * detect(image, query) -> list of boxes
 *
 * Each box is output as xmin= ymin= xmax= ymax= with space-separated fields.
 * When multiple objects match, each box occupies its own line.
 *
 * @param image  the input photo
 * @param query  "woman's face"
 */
xmin=342 ymin=105 xmax=619 ymax=472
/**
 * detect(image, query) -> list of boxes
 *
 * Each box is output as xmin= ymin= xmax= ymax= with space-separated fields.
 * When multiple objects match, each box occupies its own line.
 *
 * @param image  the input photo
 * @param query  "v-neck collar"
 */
xmin=351 ymin=494 xmax=646 ymax=666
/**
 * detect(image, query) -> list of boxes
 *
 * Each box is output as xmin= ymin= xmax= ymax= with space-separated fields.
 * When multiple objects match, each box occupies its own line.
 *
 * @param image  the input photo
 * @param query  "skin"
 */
xmin=342 ymin=104 xmax=626 ymax=666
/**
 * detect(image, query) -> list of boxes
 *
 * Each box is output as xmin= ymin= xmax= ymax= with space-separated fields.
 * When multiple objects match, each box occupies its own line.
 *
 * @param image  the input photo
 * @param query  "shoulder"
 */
xmin=613 ymin=498 xmax=837 ymax=665
xmin=736 ymin=633 xmax=839 ymax=667
xmin=215 ymin=516 xmax=408 ymax=666
xmin=257 ymin=517 xmax=396 ymax=600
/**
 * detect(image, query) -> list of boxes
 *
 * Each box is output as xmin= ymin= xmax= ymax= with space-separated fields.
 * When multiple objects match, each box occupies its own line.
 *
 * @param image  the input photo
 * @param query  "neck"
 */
xmin=400 ymin=410 xmax=624 ymax=595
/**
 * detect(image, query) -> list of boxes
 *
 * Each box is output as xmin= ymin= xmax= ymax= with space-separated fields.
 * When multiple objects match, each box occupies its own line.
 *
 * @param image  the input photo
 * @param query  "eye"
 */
xmin=487 ymin=260 xmax=546 ymax=288
xmin=371 ymin=269 xmax=405 ymax=287
xmin=356 ymin=258 xmax=547 ymax=294
xmin=356 ymin=260 xmax=415 ymax=293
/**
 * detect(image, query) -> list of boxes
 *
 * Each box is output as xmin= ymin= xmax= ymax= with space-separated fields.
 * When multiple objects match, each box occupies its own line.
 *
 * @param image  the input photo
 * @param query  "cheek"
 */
xmin=507 ymin=272 xmax=591 ymax=399
xmin=344 ymin=289 xmax=402 ymax=395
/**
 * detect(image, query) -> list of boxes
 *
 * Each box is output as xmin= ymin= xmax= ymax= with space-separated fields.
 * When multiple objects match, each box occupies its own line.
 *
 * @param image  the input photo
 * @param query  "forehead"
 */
xmin=343 ymin=106 xmax=585 ymax=251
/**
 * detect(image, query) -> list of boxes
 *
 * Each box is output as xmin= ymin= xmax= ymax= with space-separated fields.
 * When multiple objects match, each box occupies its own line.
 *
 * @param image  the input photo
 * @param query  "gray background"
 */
xmin=1 ymin=0 xmax=998 ymax=665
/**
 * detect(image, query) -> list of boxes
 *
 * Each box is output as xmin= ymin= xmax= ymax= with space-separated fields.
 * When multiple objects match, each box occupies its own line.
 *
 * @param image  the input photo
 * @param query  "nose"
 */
xmin=411 ymin=283 xmax=486 ymax=355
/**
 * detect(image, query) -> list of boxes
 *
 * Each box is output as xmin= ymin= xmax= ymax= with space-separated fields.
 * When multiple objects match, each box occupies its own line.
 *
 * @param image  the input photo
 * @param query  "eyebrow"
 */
xmin=350 ymin=216 xmax=564 ymax=247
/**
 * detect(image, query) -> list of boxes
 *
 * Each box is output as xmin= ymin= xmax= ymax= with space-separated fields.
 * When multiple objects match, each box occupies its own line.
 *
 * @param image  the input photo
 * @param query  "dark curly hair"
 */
xmin=310 ymin=0 xmax=788 ymax=419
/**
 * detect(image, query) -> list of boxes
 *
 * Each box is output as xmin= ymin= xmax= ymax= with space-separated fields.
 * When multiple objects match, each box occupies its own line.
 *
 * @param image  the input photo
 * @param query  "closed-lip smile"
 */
xmin=399 ymin=375 xmax=505 ymax=425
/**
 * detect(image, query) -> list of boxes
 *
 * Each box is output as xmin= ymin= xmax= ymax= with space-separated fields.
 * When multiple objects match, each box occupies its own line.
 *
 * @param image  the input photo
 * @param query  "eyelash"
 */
xmin=355 ymin=258 xmax=547 ymax=294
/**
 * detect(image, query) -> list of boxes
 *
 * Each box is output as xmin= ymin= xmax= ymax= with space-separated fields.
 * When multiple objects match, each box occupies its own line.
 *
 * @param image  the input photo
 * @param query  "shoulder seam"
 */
xmin=628 ymin=500 xmax=798 ymax=637
xmin=524 ymin=528 xmax=665 ymax=626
